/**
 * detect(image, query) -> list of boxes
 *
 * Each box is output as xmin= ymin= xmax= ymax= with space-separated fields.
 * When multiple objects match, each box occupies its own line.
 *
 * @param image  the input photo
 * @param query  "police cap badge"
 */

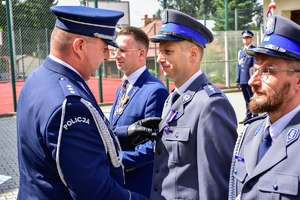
xmin=245 ymin=15 xmax=300 ymax=61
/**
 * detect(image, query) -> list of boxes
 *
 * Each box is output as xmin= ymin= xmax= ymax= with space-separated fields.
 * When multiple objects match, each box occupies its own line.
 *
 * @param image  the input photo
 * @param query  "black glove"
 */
xmin=127 ymin=117 xmax=161 ymax=149
xmin=236 ymin=82 xmax=241 ymax=90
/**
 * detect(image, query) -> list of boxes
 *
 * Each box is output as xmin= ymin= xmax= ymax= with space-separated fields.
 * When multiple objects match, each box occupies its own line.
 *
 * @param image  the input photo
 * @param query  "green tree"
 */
xmin=13 ymin=0 xmax=58 ymax=29
xmin=156 ymin=0 xmax=205 ymax=19
xmin=212 ymin=0 xmax=263 ymax=31
xmin=0 ymin=3 xmax=6 ymax=31
xmin=80 ymin=0 xmax=121 ymax=6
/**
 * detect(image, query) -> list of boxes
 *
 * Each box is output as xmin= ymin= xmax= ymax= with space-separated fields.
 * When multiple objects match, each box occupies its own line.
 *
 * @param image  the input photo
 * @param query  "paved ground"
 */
xmin=0 ymin=90 xmax=246 ymax=199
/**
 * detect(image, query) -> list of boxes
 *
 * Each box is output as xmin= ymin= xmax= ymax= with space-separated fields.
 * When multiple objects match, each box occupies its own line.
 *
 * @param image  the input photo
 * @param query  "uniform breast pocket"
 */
xmin=233 ymin=160 xmax=248 ymax=183
xmin=164 ymin=126 xmax=192 ymax=164
xmin=258 ymin=172 xmax=298 ymax=200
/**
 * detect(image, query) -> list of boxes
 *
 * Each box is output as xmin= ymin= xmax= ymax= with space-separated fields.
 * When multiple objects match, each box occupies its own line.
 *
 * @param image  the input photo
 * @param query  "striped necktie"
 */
xmin=113 ymin=79 xmax=128 ymax=120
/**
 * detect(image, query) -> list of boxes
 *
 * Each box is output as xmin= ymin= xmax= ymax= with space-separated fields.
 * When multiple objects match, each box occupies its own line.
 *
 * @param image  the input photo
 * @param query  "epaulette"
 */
xmin=203 ymin=83 xmax=221 ymax=97
xmin=59 ymin=78 xmax=81 ymax=97
xmin=243 ymin=113 xmax=268 ymax=125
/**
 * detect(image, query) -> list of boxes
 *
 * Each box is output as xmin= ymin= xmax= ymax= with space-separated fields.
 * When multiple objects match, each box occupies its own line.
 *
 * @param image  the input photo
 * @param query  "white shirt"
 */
xmin=174 ymin=69 xmax=203 ymax=96
xmin=265 ymin=103 xmax=300 ymax=142
xmin=243 ymin=44 xmax=252 ymax=51
xmin=123 ymin=65 xmax=146 ymax=95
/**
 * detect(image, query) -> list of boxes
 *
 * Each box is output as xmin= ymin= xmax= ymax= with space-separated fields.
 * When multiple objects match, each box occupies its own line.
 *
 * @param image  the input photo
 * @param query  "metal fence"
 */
xmin=0 ymin=1 xmax=263 ymax=114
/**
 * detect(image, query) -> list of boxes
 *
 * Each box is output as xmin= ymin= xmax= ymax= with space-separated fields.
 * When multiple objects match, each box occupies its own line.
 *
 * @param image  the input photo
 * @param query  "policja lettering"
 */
xmin=63 ymin=116 xmax=90 ymax=131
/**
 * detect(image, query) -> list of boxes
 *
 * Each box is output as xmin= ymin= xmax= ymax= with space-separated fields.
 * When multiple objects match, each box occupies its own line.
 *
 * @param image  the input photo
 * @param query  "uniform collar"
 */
xmin=267 ymin=103 xmax=300 ymax=141
xmin=49 ymin=54 xmax=82 ymax=78
xmin=176 ymin=69 xmax=203 ymax=95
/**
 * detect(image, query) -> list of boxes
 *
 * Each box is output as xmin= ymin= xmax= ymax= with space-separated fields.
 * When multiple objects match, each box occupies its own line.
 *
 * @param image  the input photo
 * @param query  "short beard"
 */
xmin=249 ymin=82 xmax=291 ymax=114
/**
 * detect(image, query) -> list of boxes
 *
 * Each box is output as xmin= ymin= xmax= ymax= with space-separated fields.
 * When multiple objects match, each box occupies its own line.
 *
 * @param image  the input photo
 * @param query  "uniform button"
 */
xmin=60 ymin=77 xmax=66 ymax=80
xmin=158 ymin=149 xmax=162 ymax=155
xmin=154 ymin=186 xmax=158 ymax=191
xmin=246 ymin=182 xmax=253 ymax=189
xmin=234 ymin=169 xmax=238 ymax=174
xmin=156 ymin=168 xmax=159 ymax=173
xmin=273 ymin=184 xmax=278 ymax=191
xmin=175 ymin=133 xmax=179 ymax=138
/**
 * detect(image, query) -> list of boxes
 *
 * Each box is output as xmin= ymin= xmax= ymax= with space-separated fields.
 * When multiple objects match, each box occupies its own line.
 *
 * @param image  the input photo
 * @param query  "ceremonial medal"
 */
xmin=123 ymin=96 xmax=130 ymax=104
xmin=164 ymin=109 xmax=178 ymax=134
xmin=117 ymin=107 xmax=123 ymax=115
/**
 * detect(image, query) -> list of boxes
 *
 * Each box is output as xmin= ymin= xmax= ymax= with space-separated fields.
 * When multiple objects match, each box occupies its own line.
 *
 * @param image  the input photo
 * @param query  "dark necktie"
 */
xmin=258 ymin=127 xmax=272 ymax=163
xmin=113 ymin=79 xmax=128 ymax=120
xmin=171 ymin=91 xmax=180 ymax=105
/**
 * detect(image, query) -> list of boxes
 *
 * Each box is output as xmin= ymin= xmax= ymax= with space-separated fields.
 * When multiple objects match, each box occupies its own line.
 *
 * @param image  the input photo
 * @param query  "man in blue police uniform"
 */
xmin=229 ymin=16 xmax=300 ymax=200
xmin=109 ymin=26 xmax=168 ymax=198
xmin=236 ymin=30 xmax=257 ymax=123
xmin=16 ymin=6 xmax=158 ymax=200
xmin=149 ymin=9 xmax=238 ymax=199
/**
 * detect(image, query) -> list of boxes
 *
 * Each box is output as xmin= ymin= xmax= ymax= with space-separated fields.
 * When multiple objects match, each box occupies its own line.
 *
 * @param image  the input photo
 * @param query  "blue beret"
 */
xmin=242 ymin=30 xmax=253 ymax=38
xmin=245 ymin=15 xmax=300 ymax=61
xmin=150 ymin=9 xmax=214 ymax=48
xmin=50 ymin=6 xmax=124 ymax=48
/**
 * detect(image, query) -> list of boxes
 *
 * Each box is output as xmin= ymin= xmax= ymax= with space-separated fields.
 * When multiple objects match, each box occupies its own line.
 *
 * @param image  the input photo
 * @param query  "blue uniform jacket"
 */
xmin=109 ymin=69 xmax=169 ymax=198
xmin=151 ymin=73 xmax=238 ymax=199
xmin=236 ymin=44 xmax=256 ymax=84
xmin=17 ymin=56 xmax=145 ymax=200
xmin=230 ymin=112 xmax=300 ymax=199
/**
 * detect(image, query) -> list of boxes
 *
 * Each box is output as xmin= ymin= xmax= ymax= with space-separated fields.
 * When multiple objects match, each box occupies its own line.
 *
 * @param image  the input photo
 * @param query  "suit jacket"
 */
xmin=151 ymin=73 xmax=238 ymax=200
xmin=232 ymin=112 xmax=300 ymax=199
xmin=236 ymin=44 xmax=256 ymax=84
xmin=17 ymin=56 xmax=145 ymax=200
xmin=109 ymin=68 xmax=169 ymax=198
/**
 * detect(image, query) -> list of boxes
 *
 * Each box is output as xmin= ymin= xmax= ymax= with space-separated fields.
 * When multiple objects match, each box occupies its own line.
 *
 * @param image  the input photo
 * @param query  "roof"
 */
xmin=142 ymin=20 xmax=162 ymax=58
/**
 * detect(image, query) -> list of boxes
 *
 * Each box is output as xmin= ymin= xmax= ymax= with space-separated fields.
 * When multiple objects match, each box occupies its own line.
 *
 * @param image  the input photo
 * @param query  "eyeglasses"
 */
xmin=110 ymin=48 xmax=140 ymax=56
xmin=249 ymin=65 xmax=300 ymax=81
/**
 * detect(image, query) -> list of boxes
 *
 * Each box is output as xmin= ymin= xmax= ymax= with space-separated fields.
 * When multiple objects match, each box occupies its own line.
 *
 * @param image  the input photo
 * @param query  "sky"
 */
xmin=57 ymin=0 xmax=161 ymax=28
xmin=57 ymin=0 xmax=264 ymax=27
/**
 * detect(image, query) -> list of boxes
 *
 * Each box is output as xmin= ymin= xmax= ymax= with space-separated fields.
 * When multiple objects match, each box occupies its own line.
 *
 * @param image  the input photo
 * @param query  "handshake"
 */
xmin=127 ymin=117 xmax=161 ymax=149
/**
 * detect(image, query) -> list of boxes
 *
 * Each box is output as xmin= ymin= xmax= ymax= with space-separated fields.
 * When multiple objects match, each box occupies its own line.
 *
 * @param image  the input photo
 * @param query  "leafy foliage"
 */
xmin=156 ymin=0 xmax=263 ymax=31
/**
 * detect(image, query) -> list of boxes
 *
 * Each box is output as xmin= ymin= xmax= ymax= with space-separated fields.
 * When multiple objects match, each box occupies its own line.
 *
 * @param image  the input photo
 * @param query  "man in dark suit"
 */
xmin=109 ymin=26 xmax=169 ymax=198
xmin=16 ymin=6 xmax=157 ymax=200
xmin=149 ymin=9 xmax=238 ymax=199
xmin=229 ymin=15 xmax=300 ymax=200
xmin=236 ymin=30 xmax=257 ymax=123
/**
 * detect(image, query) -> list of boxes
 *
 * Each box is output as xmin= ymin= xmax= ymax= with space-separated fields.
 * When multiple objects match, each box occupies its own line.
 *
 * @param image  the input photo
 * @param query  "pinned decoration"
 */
xmin=286 ymin=127 xmax=299 ymax=144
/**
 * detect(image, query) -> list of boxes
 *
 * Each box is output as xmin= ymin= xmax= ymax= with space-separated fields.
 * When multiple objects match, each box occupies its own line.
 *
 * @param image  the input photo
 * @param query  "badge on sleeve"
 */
xmin=63 ymin=116 xmax=90 ymax=131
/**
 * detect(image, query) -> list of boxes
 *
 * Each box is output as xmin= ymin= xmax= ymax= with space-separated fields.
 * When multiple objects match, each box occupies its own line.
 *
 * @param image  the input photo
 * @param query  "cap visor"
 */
xmin=104 ymin=39 xmax=119 ymax=48
xmin=245 ymin=48 xmax=296 ymax=60
xmin=150 ymin=35 xmax=184 ymax=43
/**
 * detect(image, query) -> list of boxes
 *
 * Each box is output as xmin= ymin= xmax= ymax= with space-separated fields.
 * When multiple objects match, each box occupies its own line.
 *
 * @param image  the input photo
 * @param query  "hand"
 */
xmin=127 ymin=117 xmax=161 ymax=149
xmin=236 ymin=83 xmax=241 ymax=90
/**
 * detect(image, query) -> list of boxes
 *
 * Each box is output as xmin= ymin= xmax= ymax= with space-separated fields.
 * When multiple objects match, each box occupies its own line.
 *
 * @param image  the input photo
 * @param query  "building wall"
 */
xmin=263 ymin=0 xmax=300 ymax=22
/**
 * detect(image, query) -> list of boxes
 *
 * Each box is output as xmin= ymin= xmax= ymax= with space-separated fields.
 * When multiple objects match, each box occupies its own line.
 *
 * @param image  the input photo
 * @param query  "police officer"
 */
xmin=149 ymin=9 xmax=238 ymax=199
xmin=236 ymin=30 xmax=257 ymax=123
xmin=229 ymin=15 xmax=300 ymax=200
xmin=16 ymin=6 xmax=158 ymax=200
